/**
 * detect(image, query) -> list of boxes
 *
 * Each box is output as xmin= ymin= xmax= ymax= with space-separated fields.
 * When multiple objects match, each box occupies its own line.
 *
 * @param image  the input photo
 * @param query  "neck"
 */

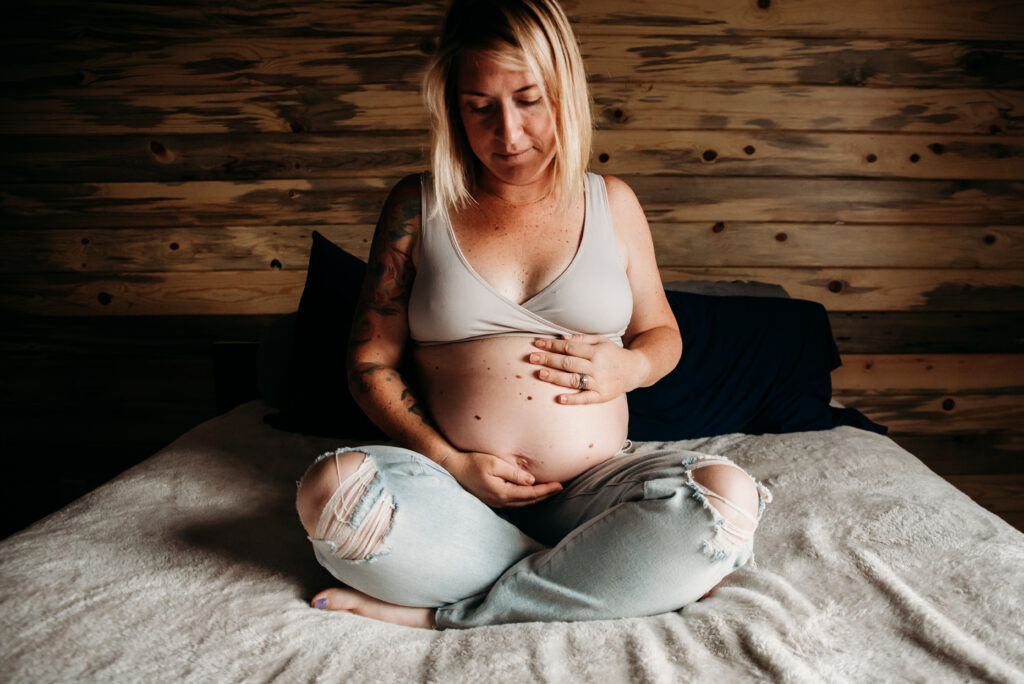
xmin=475 ymin=169 xmax=554 ymax=207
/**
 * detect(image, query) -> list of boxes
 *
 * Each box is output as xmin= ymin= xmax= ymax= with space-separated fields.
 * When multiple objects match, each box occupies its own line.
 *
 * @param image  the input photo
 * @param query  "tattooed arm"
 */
xmin=346 ymin=175 xmax=563 ymax=507
xmin=346 ymin=175 xmax=456 ymax=465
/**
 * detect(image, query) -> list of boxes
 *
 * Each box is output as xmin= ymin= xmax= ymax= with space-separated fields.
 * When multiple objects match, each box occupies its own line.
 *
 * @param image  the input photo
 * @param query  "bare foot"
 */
xmin=312 ymin=587 xmax=437 ymax=629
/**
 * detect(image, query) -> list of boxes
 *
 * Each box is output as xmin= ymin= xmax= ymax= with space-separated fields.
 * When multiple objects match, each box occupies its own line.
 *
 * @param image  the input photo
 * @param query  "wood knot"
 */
xmin=909 ymin=153 xmax=920 ymax=163
xmin=712 ymin=221 xmax=725 ymax=233
xmin=290 ymin=121 xmax=305 ymax=133
xmin=97 ymin=292 xmax=113 ymax=306
xmin=942 ymin=398 xmax=955 ymax=411
xmin=775 ymin=232 xmax=787 ymax=242
xmin=984 ymin=234 xmax=996 ymax=245
xmin=866 ymin=154 xmax=877 ymax=163
xmin=270 ymin=258 xmax=282 ymax=269
xmin=613 ymin=108 xmax=625 ymax=121
xmin=288 ymin=189 xmax=297 ymax=198
xmin=744 ymin=145 xmax=755 ymax=155
xmin=757 ymin=0 xmax=770 ymax=7
xmin=81 ymin=237 xmax=90 ymax=245
xmin=702 ymin=149 xmax=718 ymax=162
xmin=169 ymin=242 xmax=179 ymax=250
xmin=827 ymin=280 xmax=844 ymax=293
xmin=989 ymin=124 xmax=1003 ymax=134
xmin=149 ymin=140 xmax=173 ymax=163
xmin=598 ymin=153 xmax=610 ymax=163
xmin=928 ymin=143 xmax=944 ymax=155
xmin=418 ymin=37 xmax=436 ymax=54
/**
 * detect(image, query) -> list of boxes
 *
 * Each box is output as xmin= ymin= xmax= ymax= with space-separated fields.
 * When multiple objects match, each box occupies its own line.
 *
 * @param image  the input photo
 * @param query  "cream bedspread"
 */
xmin=2 ymin=400 xmax=1023 ymax=682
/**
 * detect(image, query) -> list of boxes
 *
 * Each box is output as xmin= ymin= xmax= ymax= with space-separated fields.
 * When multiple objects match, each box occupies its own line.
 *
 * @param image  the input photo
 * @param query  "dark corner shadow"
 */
xmin=175 ymin=505 xmax=337 ymax=597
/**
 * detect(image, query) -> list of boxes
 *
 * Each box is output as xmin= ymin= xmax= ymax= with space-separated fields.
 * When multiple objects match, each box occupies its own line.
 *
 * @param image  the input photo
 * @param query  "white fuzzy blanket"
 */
xmin=2 ymin=400 xmax=1023 ymax=682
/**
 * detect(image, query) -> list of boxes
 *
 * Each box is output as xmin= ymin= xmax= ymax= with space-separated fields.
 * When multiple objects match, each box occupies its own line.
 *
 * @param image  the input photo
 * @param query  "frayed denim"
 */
xmin=299 ymin=441 xmax=771 ymax=629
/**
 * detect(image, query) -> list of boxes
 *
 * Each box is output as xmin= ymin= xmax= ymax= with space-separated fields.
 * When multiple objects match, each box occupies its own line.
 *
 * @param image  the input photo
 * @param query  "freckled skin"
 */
xmin=414 ymin=338 xmax=628 ymax=483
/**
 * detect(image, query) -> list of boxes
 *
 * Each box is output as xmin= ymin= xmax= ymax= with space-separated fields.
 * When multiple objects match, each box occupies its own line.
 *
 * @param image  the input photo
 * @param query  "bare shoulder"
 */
xmin=379 ymin=173 xmax=423 ymax=233
xmin=600 ymin=174 xmax=649 ymax=240
xmin=601 ymin=174 xmax=639 ymax=205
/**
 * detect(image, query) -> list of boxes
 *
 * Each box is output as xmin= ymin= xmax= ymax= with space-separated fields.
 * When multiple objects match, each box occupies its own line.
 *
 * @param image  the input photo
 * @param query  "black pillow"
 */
xmin=626 ymin=291 xmax=887 ymax=441
xmin=264 ymin=231 xmax=384 ymax=439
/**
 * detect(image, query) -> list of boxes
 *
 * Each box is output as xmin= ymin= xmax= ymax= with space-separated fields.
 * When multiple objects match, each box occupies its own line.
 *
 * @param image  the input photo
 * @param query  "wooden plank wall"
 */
xmin=2 ymin=0 xmax=1022 ymax=536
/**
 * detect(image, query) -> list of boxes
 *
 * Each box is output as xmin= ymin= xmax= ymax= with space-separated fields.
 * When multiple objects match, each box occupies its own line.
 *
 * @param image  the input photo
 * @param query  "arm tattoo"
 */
xmin=348 ymin=363 xmax=435 ymax=428
xmin=347 ymin=179 xmax=420 ymax=364
xmin=364 ymin=186 xmax=419 ymax=318
xmin=401 ymin=388 xmax=435 ymax=428
xmin=349 ymin=362 xmax=397 ymax=395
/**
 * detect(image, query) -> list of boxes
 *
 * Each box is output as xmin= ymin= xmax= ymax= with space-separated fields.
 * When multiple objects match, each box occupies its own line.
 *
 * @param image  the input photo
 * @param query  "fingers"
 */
xmin=500 ymin=481 xmax=563 ymax=507
xmin=485 ymin=457 xmax=563 ymax=506
xmin=532 ymin=334 xmax=600 ymax=359
xmin=535 ymin=366 xmax=594 ymax=392
xmin=555 ymin=389 xmax=599 ymax=405
xmin=489 ymin=457 xmax=536 ymax=486
xmin=529 ymin=350 xmax=583 ymax=374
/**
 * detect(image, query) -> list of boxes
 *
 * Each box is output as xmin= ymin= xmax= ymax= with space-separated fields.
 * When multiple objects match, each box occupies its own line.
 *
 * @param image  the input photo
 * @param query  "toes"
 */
xmin=311 ymin=587 xmax=351 ymax=611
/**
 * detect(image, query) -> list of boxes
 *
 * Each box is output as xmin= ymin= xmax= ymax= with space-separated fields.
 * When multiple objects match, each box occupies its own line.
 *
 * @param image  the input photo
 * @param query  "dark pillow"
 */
xmin=626 ymin=291 xmax=886 ymax=441
xmin=263 ymin=231 xmax=384 ymax=439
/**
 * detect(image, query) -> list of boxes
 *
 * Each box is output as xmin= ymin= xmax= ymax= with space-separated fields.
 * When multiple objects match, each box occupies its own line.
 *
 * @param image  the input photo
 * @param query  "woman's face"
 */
xmin=456 ymin=51 xmax=557 ymax=190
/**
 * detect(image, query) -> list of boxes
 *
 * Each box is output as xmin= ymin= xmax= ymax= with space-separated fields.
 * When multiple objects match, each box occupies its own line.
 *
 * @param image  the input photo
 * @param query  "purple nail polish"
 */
xmin=314 ymin=598 xmax=327 ymax=610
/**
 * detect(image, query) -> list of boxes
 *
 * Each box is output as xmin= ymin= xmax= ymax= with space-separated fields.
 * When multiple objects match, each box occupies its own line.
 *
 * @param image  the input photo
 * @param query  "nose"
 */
xmin=496 ymin=103 xmax=523 ymax=143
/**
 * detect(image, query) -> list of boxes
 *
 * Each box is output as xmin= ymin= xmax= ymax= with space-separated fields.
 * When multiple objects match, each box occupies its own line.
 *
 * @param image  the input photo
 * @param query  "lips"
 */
xmin=497 ymin=149 xmax=529 ymax=162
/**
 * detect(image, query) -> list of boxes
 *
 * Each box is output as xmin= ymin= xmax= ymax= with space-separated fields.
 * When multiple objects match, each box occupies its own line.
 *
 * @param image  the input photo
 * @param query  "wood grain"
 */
xmin=833 ymin=354 xmax=1024 ymax=392
xmin=6 ymin=0 xmax=1021 ymax=40
xmin=5 ymin=223 xmax=1020 ymax=274
xmin=3 ymin=84 xmax=1020 ymax=135
xmin=2 ymin=268 xmax=1020 ymax=315
xmin=4 ymin=130 xmax=1021 ymax=183
xmin=4 ymin=177 xmax=1023 ymax=228
xmin=7 ymin=35 xmax=1022 ymax=91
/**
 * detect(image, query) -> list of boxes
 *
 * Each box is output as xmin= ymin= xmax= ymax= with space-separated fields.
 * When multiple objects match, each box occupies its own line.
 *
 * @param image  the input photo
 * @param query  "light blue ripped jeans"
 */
xmin=299 ymin=442 xmax=772 ymax=629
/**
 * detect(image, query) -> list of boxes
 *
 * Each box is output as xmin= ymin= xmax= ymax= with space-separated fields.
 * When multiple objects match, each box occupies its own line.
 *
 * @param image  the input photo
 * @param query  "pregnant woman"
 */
xmin=296 ymin=0 xmax=771 ymax=629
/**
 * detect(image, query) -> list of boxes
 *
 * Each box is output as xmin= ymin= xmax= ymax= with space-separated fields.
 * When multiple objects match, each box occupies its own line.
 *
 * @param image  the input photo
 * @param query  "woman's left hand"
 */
xmin=528 ymin=334 xmax=646 ymax=405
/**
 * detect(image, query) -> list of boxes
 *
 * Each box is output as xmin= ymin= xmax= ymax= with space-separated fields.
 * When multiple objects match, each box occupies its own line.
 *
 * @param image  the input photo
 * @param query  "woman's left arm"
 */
xmin=530 ymin=175 xmax=681 ymax=404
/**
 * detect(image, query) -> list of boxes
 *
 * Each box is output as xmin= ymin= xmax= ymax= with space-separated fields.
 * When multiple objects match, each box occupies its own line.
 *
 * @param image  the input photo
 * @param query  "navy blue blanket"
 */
xmin=627 ymin=291 xmax=886 ymax=440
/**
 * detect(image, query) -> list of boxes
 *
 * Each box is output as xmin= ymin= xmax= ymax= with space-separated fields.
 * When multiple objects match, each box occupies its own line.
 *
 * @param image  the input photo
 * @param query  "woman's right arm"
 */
xmin=347 ymin=175 xmax=562 ymax=506
xmin=345 ymin=175 xmax=452 ymax=461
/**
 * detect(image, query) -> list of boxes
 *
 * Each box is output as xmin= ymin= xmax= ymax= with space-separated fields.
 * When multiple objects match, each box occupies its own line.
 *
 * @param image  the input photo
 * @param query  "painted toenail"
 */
xmin=314 ymin=598 xmax=327 ymax=609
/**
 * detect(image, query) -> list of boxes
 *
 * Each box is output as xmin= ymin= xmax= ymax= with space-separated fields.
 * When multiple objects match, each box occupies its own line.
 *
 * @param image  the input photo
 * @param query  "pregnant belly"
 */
xmin=413 ymin=337 xmax=629 ymax=483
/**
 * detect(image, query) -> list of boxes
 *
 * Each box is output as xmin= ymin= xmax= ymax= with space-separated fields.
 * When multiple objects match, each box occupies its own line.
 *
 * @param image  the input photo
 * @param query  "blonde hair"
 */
xmin=422 ymin=0 xmax=592 ymax=215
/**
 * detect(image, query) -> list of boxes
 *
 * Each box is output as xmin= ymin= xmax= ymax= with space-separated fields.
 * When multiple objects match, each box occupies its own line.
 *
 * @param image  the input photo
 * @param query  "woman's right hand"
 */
xmin=443 ymin=451 xmax=563 ymax=508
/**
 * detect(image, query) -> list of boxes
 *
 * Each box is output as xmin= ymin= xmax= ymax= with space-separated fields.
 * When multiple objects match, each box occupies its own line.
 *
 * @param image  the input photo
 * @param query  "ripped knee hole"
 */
xmin=687 ymin=461 xmax=765 ymax=543
xmin=312 ymin=452 xmax=395 ymax=561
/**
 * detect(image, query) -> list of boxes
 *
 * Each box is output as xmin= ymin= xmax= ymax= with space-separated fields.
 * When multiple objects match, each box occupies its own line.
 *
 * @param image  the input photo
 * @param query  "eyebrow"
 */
xmin=460 ymin=84 xmax=540 ymax=96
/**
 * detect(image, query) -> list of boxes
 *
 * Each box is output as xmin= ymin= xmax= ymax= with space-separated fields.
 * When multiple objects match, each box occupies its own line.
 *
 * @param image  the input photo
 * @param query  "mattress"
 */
xmin=2 ymin=400 xmax=1022 ymax=682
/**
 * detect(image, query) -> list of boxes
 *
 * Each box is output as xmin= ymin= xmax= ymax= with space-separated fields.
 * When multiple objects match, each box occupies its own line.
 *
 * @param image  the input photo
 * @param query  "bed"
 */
xmin=2 ymin=399 xmax=1023 ymax=682
xmin=3 ymin=236 xmax=1023 ymax=681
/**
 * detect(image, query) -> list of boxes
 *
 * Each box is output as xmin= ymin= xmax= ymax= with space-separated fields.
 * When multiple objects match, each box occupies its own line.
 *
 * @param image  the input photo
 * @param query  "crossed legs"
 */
xmin=296 ymin=445 xmax=770 ymax=629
